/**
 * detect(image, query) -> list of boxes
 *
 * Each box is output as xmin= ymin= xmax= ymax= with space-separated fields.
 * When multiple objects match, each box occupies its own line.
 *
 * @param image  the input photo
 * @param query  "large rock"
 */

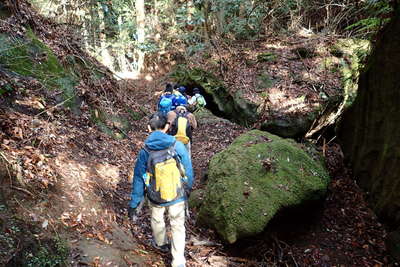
xmin=387 ymin=229 xmax=400 ymax=261
xmin=338 ymin=12 xmax=400 ymax=227
xmin=171 ymin=67 xmax=259 ymax=126
xmin=261 ymin=115 xmax=315 ymax=138
xmin=197 ymin=130 xmax=329 ymax=243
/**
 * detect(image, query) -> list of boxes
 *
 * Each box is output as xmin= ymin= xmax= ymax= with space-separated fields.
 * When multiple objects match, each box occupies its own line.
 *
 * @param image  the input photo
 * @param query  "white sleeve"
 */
xmin=188 ymin=96 xmax=196 ymax=105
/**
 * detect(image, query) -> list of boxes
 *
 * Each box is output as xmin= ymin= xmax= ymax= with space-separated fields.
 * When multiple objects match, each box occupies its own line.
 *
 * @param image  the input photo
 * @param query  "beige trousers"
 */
xmin=151 ymin=201 xmax=186 ymax=267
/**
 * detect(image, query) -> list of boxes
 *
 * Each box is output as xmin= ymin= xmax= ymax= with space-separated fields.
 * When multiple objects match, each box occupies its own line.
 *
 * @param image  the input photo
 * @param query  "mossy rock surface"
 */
xmin=91 ymin=109 xmax=132 ymax=139
xmin=260 ymin=114 xmax=316 ymax=138
xmin=329 ymin=38 xmax=370 ymax=107
xmin=198 ymin=130 xmax=329 ymax=243
xmin=194 ymin=109 xmax=233 ymax=125
xmin=189 ymin=189 xmax=205 ymax=210
xmin=0 ymin=30 xmax=80 ymax=111
xmin=170 ymin=67 xmax=259 ymax=126
xmin=257 ymin=52 xmax=277 ymax=62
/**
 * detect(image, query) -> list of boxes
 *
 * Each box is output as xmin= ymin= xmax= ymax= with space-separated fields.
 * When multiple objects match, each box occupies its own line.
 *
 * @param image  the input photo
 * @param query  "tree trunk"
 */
xmin=135 ymin=0 xmax=146 ymax=73
xmin=338 ymin=12 xmax=400 ymax=228
xmin=98 ymin=3 xmax=114 ymax=70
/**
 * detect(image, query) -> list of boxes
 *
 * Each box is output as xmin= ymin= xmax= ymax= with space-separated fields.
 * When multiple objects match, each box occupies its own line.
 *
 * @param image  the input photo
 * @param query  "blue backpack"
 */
xmin=158 ymin=97 xmax=173 ymax=114
xmin=172 ymin=94 xmax=188 ymax=109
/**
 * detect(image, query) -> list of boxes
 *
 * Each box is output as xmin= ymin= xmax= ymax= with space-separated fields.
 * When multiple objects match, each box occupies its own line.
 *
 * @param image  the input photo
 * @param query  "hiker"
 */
xmin=166 ymin=99 xmax=197 ymax=155
xmin=173 ymin=84 xmax=180 ymax=92
xmin=158 ymin=84 xmax=175 ymax=114
xmin=188 ymin=87 xmax=206 ymax=112
xmin=177 ymin=86 xmax=188 ymax=99
xmin=172 ymin=88 xmax=188 ymax=110
xmin=128 ymin=113 xmax=193 ymax=267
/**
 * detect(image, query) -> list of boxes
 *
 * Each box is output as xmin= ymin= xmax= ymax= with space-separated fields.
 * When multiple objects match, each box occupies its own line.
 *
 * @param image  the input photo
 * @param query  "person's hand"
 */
xmin=128 ymin=207 xmax=136 ymax=220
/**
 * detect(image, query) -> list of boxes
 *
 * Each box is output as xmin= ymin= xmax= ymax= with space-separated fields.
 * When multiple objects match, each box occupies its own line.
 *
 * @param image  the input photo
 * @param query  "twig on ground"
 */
xmin=10 ymin=186 xmax=34 ymax=197
xmin=35 ymin=95 xmax=75 ymax=117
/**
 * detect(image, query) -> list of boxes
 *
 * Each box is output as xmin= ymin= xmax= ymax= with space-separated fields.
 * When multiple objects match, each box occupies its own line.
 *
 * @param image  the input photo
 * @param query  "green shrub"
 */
xmin=25 ymin=238 xmax=69 ymax=267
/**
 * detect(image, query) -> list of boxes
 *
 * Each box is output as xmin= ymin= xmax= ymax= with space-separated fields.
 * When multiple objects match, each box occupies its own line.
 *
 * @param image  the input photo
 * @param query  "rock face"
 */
xmin=338 ymin=13 xmax=400 ymax=228
xmin=171 ymin=67 xmax=259 ymax=126
xmin=387 ymin=230 xmax=400 ymax=261
xmin=197 ymin=130 xmax=329 ymax=243
xmin=171 ymin=39 xmax=368 ymax=138
xmin=261 ymin=115 xmax=315 ymax=138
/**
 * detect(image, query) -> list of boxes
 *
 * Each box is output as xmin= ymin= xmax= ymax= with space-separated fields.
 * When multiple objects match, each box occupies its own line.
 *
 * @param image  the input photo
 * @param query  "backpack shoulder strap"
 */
xmin=173 ymin=142 xmax=186 ymax=178
xmin=143 ymin=145 xmax=154 ymax=171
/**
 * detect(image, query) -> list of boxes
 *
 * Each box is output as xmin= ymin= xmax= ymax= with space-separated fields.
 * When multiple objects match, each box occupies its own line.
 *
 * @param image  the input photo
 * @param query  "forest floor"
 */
xmin=0 ymin=4 xmax=398 ymax=266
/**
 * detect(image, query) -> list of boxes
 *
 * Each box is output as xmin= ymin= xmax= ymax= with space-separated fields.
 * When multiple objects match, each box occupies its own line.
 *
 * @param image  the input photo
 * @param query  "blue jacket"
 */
xmin=129 ymin=131 xmax=194 ymax=208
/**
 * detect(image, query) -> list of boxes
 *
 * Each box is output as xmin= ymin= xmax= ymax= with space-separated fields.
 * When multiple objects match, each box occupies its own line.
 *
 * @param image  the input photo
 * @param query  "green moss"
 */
xmin=257 ymin=52 xmax=277 ymax=62
xmin=256 ymin=73 xmax=277 ymax=91
xmin=128 ymin=110 xmax=145 ymax=121
xmin=0 ymin=30 xmax=79 ymax=109
xmin=188 ymin=189 xmax=205 ymax=210
xmin=329 ymin=38 xmax=371 ymax=107
xmin=198 ymin=130 xmax=329 ymax=243
xmin=91 ymin=109 xmax=131 ymax=139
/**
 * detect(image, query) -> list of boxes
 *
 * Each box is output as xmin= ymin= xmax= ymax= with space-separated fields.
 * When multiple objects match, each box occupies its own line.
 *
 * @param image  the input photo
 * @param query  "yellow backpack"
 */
xmin=143 ymin=143 xmax=188 ymax=204
xmin=170 ymin=110 xmax=192 ymax=144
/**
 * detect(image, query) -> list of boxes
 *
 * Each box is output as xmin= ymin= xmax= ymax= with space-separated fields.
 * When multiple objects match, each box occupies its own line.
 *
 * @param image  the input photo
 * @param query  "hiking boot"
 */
xmin=151 ymin=239 xmax=170 ymax=253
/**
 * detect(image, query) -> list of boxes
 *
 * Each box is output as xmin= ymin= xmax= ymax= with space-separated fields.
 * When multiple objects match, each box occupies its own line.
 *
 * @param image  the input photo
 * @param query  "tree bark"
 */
xmin=338 ymin=11 xmax=400 ymax=228
xmin=135 ymin=0 xmax=146 ymax=73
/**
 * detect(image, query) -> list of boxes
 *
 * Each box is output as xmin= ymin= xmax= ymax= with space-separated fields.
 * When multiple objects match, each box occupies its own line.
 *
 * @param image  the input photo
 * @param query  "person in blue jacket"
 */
xmin=128 ymin=113 xmax=193 ymax=267
xmin=157 ymin=83 xmax=175 ymax=111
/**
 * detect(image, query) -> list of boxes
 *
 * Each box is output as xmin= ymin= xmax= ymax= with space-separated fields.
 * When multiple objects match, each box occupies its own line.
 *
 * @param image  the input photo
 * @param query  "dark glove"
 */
xmin=128 ymin=207 xmax=136 ymax=220
xmin=183 ymin=183 xmax=191 ymax=198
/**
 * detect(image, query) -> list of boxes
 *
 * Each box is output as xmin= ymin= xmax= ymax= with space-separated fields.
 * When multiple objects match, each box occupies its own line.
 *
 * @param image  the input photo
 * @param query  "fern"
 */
xmin=345 ymin=0 xmax=393 ymax=37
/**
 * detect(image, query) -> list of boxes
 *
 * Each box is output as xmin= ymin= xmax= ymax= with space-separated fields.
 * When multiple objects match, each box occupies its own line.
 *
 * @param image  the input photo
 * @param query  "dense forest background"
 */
xmin=28 ymin=0 xmax=393 ymax=76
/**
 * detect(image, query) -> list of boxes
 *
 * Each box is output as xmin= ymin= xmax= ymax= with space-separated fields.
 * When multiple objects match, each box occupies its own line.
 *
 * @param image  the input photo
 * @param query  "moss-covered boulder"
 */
xmin=0 ymin=29 xmax=79 ymax=109
xmin=197 ymin=130 xmax=329 ymax=243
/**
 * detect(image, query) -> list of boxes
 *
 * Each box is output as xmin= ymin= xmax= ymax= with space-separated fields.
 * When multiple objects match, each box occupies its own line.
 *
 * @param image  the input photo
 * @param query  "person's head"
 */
xmin=176 ymin=105 xmax=187 ymax=113
xmin=193 ymin=87 xmax=200 ymax=94
xmin=173 ymin=84 xmax=180 ymax=90
xmin=178 ymin=86 xmax=186 ymax=94
xmin=164 ymin=83 xmax=173 ymax=94
xmin=148 ymin=113 xmax=168 ymax=132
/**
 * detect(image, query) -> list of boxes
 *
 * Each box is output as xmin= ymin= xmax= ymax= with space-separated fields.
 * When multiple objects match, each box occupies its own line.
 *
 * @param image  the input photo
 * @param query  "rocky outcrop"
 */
xmin=171 ymin=40 xmax=367 ymax=138
xmin=338 ymin=13 xmax=400 ymax=228
xmin=171 ymin=67 xmax=259 ymax=126
xmin=197 ymin=130 xmax=329 ymax=243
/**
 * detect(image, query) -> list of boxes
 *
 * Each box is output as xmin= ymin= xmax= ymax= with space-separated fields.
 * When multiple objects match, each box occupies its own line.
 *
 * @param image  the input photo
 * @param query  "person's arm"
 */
xmin=189 ymin=113 xmax=198 ymax=129
xmin=176 ymin=142 xmax=194 ymax=189
xmin=167 ymin=111 xmax=176 ymax=127
xmin=129 ymin=149 xmax=148 ymax=208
